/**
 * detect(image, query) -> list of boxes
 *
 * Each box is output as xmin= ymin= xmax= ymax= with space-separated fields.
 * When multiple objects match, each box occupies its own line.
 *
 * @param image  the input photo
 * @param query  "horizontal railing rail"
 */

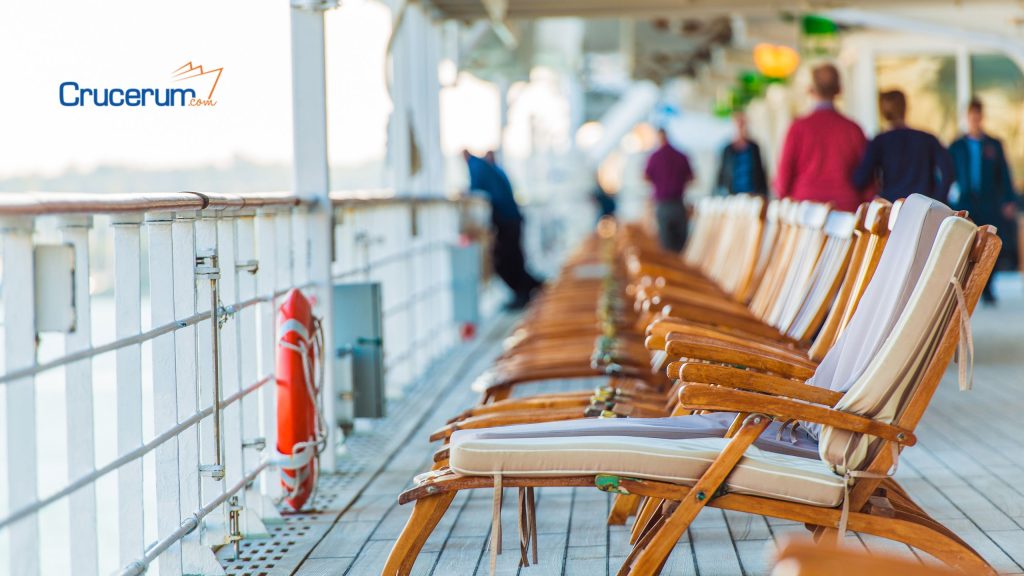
xmin=0 ymin=190 xmax=484 ymax=215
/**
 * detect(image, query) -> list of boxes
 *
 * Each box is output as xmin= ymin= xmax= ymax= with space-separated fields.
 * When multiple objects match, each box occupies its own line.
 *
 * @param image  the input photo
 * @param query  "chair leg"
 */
xmin=617 ymin=514 xmax=667 ymax=576
xmin=382 ymin=491 xmax=457 ymax=576
xmin=628 ymin=416 xmax=770 ymax=574
xmin=852 ymin=512 xmax=996 ymax=575
xmin=630 ymin=497 xmax=662 ymax=545
xmin=609 ymin=494 xmax=642 ymax=525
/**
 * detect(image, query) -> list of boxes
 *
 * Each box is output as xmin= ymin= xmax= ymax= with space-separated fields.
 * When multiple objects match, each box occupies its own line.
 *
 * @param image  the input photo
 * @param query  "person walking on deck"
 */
xmin=644 ymin=128 xmax=694 ymax=252
xmin=852 ymin=90 xmax=954 ymax=203
xmin=949 ymin=98 xmax=1019 ymax=304
xmin=464 ymin=149 xmax=542 ymax=310
xmin=715 ymin=111 xmax=768 ymax=197
xmin=775 ymin=63 xmax=871 ymax=212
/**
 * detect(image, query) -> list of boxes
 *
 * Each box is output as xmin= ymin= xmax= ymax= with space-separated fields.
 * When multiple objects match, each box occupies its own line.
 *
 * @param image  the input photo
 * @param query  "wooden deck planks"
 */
xmin=292 ymin=281 xmax=1024 ymax=576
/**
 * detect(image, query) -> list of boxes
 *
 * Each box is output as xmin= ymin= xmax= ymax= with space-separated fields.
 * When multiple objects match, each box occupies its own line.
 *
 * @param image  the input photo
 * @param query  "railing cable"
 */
xmin=0 ymin=374 xmax=272 ymax=531
xmin=0 ymin=283 xmax=315 ymax=386
xmin=115 ymin=459 xmax=271 ymax=576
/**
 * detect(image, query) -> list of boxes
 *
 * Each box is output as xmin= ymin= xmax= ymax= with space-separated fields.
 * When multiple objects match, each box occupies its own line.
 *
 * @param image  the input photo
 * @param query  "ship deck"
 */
xmin=222 ymin=275 xmax=1024 ymax=576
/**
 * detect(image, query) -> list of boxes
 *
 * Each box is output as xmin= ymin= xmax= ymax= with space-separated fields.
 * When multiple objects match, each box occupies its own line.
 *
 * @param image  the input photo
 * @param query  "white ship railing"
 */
xmin=0 ymin=190 xmax=490 ymax=576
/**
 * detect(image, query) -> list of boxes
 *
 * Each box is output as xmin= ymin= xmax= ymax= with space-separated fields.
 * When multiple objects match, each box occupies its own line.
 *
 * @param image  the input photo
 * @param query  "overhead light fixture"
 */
xmin=753 ymin=43 xmax=800 ymax=80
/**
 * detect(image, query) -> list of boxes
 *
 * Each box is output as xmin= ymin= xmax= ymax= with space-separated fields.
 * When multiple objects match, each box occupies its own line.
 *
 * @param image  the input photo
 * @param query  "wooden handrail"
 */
xmin=0 ymin=190 xmax=483 ymax=216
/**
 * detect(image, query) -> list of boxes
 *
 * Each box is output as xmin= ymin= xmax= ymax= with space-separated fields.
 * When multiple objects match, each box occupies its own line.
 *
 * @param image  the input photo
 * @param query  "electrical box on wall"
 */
xmin=34 ymin=244 xmax=76 ymax=334
xmin=449 ymin=242 xmax=482 ymax=326
xmin=332 ymin=282 xmax=385 ymax=425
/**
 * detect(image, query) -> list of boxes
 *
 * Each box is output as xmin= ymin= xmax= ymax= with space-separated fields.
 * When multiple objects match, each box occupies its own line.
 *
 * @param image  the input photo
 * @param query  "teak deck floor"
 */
xmin=246 ymin=276 xmax=1024 ymax=576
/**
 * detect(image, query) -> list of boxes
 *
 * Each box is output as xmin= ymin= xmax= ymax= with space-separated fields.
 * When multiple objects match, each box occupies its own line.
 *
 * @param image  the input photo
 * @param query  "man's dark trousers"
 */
xmin=493 ymin=219 xmax=540 ymax=302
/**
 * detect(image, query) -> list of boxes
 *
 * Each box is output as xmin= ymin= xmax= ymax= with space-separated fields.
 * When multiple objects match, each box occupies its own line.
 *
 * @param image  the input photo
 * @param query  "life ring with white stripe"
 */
xmin=276 ymin=289 xmax=325 ymax=511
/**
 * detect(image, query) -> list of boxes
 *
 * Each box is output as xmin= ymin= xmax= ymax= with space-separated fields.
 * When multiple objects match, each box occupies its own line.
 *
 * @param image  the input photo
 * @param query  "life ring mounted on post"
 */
xmin=275 ymin=289 xmax=327 ymax=511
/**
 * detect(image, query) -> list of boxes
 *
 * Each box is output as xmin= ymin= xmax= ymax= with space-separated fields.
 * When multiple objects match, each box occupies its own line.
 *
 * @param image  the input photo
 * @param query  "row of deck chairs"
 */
xmin=381 ymin=193 xmax=1002 ymax=575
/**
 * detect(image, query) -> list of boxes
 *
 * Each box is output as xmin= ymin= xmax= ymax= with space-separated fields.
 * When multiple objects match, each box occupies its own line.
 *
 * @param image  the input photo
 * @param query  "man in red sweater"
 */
xmin=774 ymin=63 xmax=872 ymax=212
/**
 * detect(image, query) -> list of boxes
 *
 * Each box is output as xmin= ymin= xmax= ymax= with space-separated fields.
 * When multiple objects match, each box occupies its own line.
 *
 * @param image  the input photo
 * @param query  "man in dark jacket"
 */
xmin=852 ymin=90 xmax=954 ymax=203
xmin=949 ymin=98 xmax=1019 ymax=304
xmin=716 ymin=111 xmax=768 ymax=196
xmin=464 ymin=150 xmax=542 ymax=309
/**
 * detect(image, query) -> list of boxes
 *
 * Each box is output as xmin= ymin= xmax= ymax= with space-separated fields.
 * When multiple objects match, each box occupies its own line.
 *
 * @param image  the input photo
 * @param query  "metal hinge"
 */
xmin=195 ymin=250 xmax=220 ymax=278
xmin=199 ymin=463 xmax=225 ymax=480
xmin=227 ymin=496 xmax=243 ymax=560
xmin=236 ymin=259 xmax=259 ymax=274
xmin=242 ymin=437 xmax=267 ymax=451
xmin=595 ymin=474 xmax=639 ymax=495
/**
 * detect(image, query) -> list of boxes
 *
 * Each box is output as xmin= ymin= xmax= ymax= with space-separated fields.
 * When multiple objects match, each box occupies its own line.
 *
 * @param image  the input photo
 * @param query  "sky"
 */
xmin=0 ymin=0 xmax=394 ymax=179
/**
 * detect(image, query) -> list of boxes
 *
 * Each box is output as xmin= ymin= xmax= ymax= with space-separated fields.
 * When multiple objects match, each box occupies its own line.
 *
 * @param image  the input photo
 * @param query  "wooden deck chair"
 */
xmin=382 ymin=215 xmax=999 ymax=576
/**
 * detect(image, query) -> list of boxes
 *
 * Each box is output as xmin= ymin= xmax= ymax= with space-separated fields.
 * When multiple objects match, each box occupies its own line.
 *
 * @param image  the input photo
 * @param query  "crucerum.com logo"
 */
xmin=59 ymin=61 xmax=223 ymax=108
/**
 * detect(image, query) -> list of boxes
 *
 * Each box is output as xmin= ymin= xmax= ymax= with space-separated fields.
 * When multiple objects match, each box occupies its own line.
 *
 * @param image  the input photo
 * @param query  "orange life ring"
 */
xmin=276 ymin=289 xmax=319 ymax=511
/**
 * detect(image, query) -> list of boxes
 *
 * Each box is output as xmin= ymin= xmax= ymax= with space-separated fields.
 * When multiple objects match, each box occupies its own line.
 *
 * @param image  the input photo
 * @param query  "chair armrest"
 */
xmin=665 ymin=330 xmax=812 ymax=364
xmin=677 ymin=363 xmax=843 ymax=407
xmin=664 ymin=338 xmax=816 ymax=380
xmin=677 ymin=384 xmax=916 ymax=446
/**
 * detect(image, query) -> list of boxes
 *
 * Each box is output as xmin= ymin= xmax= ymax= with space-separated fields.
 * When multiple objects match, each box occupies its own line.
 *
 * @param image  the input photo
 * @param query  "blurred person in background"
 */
xmin=853 ymin=90 xmax=954 ymax=203
xmin=591 ymin=175 xmax=617 ymax=222
xmin=464 ymin=149 xmax=542 ymax=310
xmin=644 ymin=127 xmax=694 ymax=251
xmin=775 ymin=62 xmax=871 ymax=212
xmin=949 ymin=98 xmax=1019 ymax=304
xmin=715 ymin=110 xmax=768 ymax=196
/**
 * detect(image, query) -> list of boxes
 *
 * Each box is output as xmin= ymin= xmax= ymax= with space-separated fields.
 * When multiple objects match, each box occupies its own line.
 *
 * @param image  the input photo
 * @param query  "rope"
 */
xmin=490 ymin=474 xmax=503 ymax=575
xmin=950 ymin=275 xmax=975 ymax=391
xmin=838 ymin=443 xmax=900 ymax=538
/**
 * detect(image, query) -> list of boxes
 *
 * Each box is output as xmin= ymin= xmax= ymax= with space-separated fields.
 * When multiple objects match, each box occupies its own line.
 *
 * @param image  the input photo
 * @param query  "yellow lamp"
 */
xmin=754 ymin=43 xmax=800 ymax=80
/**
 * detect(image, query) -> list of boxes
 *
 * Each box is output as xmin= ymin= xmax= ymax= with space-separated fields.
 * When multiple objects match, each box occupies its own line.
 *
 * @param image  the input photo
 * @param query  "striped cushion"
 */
xmin=803 ymin=194 xmax=952 ymax=438
xmin=819 ymin=216 xmax=976 ymax=473
xmin=450 ymin=433 xmax=845 ymax=507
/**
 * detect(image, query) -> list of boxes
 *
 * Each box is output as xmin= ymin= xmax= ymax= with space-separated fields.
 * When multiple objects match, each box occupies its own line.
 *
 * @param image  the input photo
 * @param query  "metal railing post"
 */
xmin=145 ymin=211 xmax=184 ymax=576
xmin=291 ymin=0 xmax=337 ymax=470
xmin=112 ymin=213 xmax=145 ymax=567
xmin=58 ymin=214 xmax=99 ymax=576
xmin=172 ymin=210 xmax=221 ymax=574
xmin=235 ymin=211 xmax=273 ymax=537
xmin=1 ymin=216 xmax=39 ymax=576
xmin=255 ymin=208 xmax=283 ymax=504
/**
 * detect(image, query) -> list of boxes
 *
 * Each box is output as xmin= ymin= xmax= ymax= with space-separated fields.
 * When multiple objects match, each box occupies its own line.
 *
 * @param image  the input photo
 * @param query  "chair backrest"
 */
xmin=730 ymin=195 xmax=769 ymax=300
xmin=818 ymin=215 xmax=978 ymax=473
xmin=835 ymin=198 xmax=903 ymax=335
xmin=806 ymin=199 xmax=891 ymax=360
xmin=763 ymin=201 xmax=831 ymax=328
xmin=716 ymin=195 xmax=765 ymax=297
xmin=781 ymin=208 xmax=860 ymax=341
xmin=748 ymin=200 xmax=806 ymax=319
xmin=683 ymin=197 xmax=717 ymax=267
xmin=806 ymin=195 xmax=952 ymax=403
xmin=738 ymin=199 xmax=782 ymax=303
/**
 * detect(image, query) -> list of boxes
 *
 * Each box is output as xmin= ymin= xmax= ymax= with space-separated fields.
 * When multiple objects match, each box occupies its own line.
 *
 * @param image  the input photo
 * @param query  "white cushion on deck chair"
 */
xmin=449 ymin=434 xmax=845 ymax=507
xmin=802 ymin=194 xmax=952 ymax=439
xmin=819 ymin=216 xmax=977 ymax=473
